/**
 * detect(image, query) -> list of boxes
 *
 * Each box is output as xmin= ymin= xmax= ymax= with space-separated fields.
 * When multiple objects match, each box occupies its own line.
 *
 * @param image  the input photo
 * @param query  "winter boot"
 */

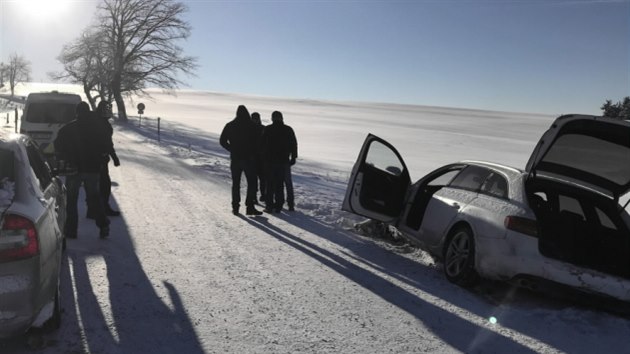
xmin=246 ymin=206 xmax=262 ymax=216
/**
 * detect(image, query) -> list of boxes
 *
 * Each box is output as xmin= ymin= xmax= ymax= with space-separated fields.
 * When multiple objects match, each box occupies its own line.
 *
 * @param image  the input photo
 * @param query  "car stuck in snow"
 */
xmin=343 ymin=114 xmax=630 ymax=302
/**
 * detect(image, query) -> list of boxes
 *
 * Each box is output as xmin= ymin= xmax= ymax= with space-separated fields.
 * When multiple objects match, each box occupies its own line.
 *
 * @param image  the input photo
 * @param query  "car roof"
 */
xmin=460 ymin=160 xmax=524 ymax=178
xmin=26 ymin=91 xmax=81 ymax=103
xmin=0 ymin=131 xmax=27 ymax=145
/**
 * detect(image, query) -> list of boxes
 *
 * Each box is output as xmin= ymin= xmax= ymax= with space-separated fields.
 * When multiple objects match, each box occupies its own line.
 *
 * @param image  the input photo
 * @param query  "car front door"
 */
xmin=342 ymin=134 xmax=411 ymax=224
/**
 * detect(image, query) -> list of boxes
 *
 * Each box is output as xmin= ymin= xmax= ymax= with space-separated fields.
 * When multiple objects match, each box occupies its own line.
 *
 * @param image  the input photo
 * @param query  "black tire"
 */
xmin=44 ymin=283 xmax=61 ymax=331
xmin=443 ymin=226 xmax=479 ymax=287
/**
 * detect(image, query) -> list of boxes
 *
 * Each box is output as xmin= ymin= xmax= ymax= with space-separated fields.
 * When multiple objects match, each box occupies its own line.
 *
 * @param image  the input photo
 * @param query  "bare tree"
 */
xmin=0 ymin=63 xmax=6 ymax=87
xmin=51 ymin=30 xmax=112 ymax=109
xmin=6 ymin=54 xmax=31 ymax=96
xmin=96 ymin=0 xmax=197 ymax=121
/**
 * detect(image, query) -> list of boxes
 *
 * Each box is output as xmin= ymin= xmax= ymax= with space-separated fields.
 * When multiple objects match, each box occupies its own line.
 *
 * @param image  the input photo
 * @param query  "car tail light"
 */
xmin=0 ymin=214 xmax=39 ymax=262
xmin=504 ymin=216 xmax=538 ymax=238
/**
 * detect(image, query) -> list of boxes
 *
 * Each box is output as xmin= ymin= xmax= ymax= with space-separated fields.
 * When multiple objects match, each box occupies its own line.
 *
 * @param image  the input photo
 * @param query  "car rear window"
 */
xmin=25 ymin=102 xmax=77 ymax=124
xmin=0 ymin=148 xmax=14 ymax=182
xmin=0 ymin=148 xmax=15 ymax=208
xmin=541 ymin=134 xmax=630 ymax=187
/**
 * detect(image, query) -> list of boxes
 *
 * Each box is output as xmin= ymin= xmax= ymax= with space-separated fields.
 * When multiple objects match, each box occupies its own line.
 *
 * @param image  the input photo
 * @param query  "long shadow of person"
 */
xmin=0 ymin=191 xmax=207 ymax=353
xmin=68 ymin=196 xmax=205 ymax=353
xmin=241 ymin=215 xmax=538 ymax=354
xmin=273 ymin=211 xmax=626 ymax=354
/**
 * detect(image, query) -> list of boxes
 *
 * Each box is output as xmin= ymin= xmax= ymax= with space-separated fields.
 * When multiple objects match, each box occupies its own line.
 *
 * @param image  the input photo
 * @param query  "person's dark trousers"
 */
xmin=100 ymin=163 xmax=113 ymax=210
xmin=255 ymin=158 xmax=266 ymax=201
xmin=66 ymin=173 xmax=109 ymax=237
xmin=283 ymin=163 xmax=294 ymax=209
xmin=230 ymin=158 xmax=257 ymax=210
xmin=263 ymin=163 xmax=275 ymax=210
xmin=266 ymin=162 xmax=285 ymax=210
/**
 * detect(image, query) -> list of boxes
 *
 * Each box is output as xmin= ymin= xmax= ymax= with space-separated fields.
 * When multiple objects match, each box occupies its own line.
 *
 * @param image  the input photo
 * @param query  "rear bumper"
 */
xmin=0 ymin=314 xmax=34 ymax=339
xmin=0 ymin=269 xmax=38 ymax=338
xmin=475 ymin=232 xmax=630 ymax=302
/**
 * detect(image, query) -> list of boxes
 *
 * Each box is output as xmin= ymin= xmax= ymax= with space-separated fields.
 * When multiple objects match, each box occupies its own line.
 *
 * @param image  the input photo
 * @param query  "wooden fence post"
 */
xmin=157 ymin=117 xmax=161 ymax=142
xmin=14 ymin=108 xmax=18 ymax=133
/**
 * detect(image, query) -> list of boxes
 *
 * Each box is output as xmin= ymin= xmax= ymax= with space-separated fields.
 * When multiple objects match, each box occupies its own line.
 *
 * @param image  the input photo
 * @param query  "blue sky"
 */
xmin=1 ymin=0 xmax=628 ymax=114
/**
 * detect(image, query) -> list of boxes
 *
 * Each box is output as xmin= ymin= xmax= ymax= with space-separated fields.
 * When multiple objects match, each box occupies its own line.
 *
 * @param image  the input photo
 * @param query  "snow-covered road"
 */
xmin=3 ymin=119 xmax=629 ymax=354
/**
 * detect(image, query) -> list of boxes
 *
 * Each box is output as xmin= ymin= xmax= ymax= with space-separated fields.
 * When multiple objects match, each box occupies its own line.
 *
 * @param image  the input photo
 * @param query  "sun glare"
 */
xmin=15 ymin=0 xmax=72 ymax=21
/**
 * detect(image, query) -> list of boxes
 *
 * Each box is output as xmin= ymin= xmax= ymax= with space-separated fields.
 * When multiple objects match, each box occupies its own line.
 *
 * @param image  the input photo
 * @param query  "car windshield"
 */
xmin=25 ymin=102 xmax=77 ymax=124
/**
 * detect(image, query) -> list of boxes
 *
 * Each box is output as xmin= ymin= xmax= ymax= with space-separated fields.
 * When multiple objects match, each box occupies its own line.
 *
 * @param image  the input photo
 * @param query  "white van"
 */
xmin=20 ymin=91 xmax=81 ymax=159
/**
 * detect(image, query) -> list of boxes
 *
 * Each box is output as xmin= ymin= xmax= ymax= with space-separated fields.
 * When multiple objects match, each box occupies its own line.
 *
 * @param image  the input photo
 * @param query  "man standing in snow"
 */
xmin=88 ymin=100 xmax=121 ymax=217
xmin=54 ymin=102 xmax=111 ymax=238
xmin=220 ymin=105 xmax=262 ymax=215
xmin=261 ymin=111 xmax=298 ymax=213
xmin=251 ymin=112 xmax=266 ymax=203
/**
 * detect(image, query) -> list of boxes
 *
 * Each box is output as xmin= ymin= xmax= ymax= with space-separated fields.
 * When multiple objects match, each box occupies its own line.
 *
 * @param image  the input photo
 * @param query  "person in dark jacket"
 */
xmin=251 ymin=112 xmax=266 ymax=203
xmin=220 ymin=105 xmax=262 ymax=215
xmin=261 ymin=111 xmax=298 ymax=213
xmin=54 ymin=101 xmax=111 ymax=238
xmin=87 ymin=100 xmax=121 ymax=218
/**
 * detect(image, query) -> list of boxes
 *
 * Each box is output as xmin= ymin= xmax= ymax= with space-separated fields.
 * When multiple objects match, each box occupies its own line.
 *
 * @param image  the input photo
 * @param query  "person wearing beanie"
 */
xmin=261 ymin=110 xmax=298 ymax=213
xmin=87 ymin=100 xmax=121 ymax=218
xmin=220 ymin=105 xmax=263 ymax=215
xmin=251 ymin=112 xmax=267 ymax=203
xmin=54 ymin=101 xmax=111 ymax=238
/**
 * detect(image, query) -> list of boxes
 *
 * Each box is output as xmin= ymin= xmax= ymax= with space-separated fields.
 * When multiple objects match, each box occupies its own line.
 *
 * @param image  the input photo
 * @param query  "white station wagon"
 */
xmin=0 ymin=133 xmax=66 ymax=338
xmin=343 ymin=114 xmax=630 ymax=302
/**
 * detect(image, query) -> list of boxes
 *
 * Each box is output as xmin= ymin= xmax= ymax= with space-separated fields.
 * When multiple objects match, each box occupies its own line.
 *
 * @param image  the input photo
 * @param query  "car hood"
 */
xmin=525 ymin=114 xmax=630 ymax=200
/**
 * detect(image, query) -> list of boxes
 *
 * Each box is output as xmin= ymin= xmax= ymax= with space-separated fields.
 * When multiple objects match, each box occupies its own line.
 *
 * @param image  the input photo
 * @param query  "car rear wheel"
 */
xmin=443 ymin=226 xmax=479 ymax=287
xmin=44 ymin=283 xmax=61 ymax=331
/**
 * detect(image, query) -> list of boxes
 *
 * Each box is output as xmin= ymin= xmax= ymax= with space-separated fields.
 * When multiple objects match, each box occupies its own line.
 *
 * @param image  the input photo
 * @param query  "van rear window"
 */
xmin=25 ymin=102 xmax=77 ymax=124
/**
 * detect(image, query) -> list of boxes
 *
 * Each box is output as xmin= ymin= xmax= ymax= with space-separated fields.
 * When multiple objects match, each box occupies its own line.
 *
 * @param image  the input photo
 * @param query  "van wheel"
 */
xmin=443 ymin=226 xmax=479 ymax=287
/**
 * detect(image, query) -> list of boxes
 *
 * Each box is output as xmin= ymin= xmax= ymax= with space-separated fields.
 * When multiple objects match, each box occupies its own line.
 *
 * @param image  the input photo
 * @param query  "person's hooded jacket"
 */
xmin=95 ymin=100 xmax=120 ymax=166
xmin=261 ymin=111 xmax=298 ymax=164
xmin=54 ymin=102 xmax=112 ymax=173
xmin=220 ymin=105 xmax=259 ymax=160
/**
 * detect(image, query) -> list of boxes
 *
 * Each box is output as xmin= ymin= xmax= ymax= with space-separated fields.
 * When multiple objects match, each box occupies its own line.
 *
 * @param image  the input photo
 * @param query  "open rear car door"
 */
xmin=525 ymin=114 xmax=630 ymax=200
xmin=525 ymin=115 xmax=630 ymax=279
xmin=342 ymin=134 xmax=411 ymax=223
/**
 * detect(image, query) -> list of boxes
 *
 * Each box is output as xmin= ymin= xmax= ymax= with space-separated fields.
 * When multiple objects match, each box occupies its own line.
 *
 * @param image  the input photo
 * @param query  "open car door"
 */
xmin=342 ymin=134 xmax=411 ymax=223
xmin=525 ymin=114 xmax=630 ymax=201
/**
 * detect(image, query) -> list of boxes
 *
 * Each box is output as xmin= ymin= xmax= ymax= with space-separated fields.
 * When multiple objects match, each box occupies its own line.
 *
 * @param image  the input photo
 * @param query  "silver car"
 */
xmin=343 ymin=114 xmax=630 ymax=302
xmin=0 ymin=133 xmax=66 ymax=338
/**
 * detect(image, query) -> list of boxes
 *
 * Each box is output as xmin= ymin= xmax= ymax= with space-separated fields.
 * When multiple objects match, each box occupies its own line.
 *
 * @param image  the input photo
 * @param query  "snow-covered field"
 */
xmin=1 ymin=83 xmax=629 ymax=353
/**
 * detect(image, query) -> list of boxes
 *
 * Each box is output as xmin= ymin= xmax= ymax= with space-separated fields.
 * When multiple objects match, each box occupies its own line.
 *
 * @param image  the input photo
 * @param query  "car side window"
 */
xmin=480 ymin=172 xmax=508 ymax=199
xmin=427 ymin=169 xmax=460 ymax=187
xmin=595 ymin=207 xmax=617 ymax=230
xmin=365 ymin=140 xmax=404 ymax=176
xmin=558 ymin=195 xmax=585 ymax=220
xmin=25 ymin=141 xmax=52 ymax=190
xmin=448 ymin=165 xmax=492 ymax=192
